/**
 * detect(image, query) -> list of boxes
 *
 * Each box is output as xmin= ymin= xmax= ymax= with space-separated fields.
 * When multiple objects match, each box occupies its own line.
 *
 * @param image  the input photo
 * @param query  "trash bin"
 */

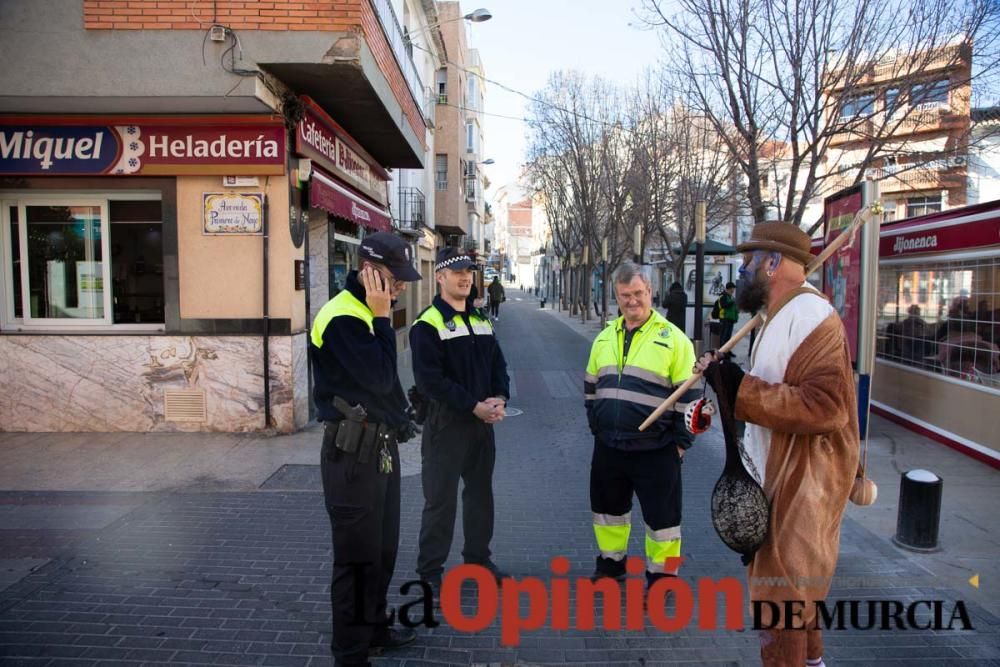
xmin=706 ymin=321 xmax=721 ymax=350
xmin=892 ymin=469 xmax=943 ymax=552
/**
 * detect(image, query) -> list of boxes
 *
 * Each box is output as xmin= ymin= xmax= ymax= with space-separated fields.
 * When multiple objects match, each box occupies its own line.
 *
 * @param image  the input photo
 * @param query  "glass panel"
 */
xmin=877 ymin=256 xmax=1000 ymax=387
xmin=329 ymin=234 xmax=358 ymax=300
xmin=9 ymin=205 xmax=22 ymax=318
xmin=25 ymin=204 xmax=104 ymax=320
xmin=110 ymin=200 xmax=164 ymax=324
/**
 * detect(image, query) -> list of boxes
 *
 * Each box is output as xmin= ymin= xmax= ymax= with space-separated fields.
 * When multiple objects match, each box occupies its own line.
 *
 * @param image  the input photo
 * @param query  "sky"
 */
xmin=460 ymin=0 xmax=668 ymax=197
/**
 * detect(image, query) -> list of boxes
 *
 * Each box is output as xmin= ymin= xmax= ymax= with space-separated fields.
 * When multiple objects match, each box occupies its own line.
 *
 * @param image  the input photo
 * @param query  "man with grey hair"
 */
xmin=584 ymin=262 xmax=703 ymax=587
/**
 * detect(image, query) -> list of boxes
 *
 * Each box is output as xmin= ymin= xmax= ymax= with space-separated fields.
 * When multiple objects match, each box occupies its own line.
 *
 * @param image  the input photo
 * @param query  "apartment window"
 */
xmin=1 ymin=196 xmax=164 ymax=327
xmin=436 ymin=68 xmax=447 ymax=103
xmin=911 ymin=79 xmax=949 ymax=107
xmin=840 ymin=93 xmax=875 ymax=119
xmin=465 ymin=120 xmax=476 ymax=153
xmin=906 ymin=194 xmax=943 ymax=218
xmin=467 ymin=75 xmax=478 ymax=110
xmin=884 ymin=87 xmax=901 ymax=114
xmin=435 ymin=154 xmax=448 ymax=191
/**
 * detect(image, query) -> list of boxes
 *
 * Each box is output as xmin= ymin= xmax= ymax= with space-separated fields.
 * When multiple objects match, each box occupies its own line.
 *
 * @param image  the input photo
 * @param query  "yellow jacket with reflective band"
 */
xmin=410 ymin=295 xmax=510 ymax=415
xmin=310 ymin=288 xmax=374 ymax=349
xmin=584 ymin=309 xmax=699 ymax=450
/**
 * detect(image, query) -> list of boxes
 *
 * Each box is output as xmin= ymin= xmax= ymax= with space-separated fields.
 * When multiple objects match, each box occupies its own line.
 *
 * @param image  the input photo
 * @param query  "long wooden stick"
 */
xmin=638 ymin=204 xmax=882 ymax=431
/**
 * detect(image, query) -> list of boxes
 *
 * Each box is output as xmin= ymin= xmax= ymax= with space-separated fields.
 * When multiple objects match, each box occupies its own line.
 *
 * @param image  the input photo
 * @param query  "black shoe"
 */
xmin=369 ymin=627 xmax=416 ymax=655
xmin=466 ymin=559 xmax=508 ymax=583
xmin=590 ymin=556 xmax=627 ymax=582
xmin=645 ymin=571 xmax=677 ymax=589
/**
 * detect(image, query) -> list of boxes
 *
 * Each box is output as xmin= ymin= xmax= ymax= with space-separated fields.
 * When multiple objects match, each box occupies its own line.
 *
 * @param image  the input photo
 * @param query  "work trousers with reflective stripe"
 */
xmin=417 ymin=415 xmax=496 ymax=581
xmin=321 ymin=429 xmax=401 ymax=666
xmin=590 ymin=438 xmax=682 ymax=573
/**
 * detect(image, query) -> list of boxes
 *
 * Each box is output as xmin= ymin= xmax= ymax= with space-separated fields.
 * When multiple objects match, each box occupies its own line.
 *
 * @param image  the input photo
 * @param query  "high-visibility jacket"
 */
xmin=584 ymin=309 xmax=700 ymax=450
xmin=410 ymin=295 xmax=510 ymax=417
xmin=309 ymin=271 xmax=408 ymax=425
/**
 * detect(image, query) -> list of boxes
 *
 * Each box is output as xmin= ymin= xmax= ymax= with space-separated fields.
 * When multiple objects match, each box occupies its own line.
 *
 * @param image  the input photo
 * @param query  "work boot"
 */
xmin=590 ymin=555 xmax=627 ymax=582
xmin=368 ymin=626 xmax=417 ymax=655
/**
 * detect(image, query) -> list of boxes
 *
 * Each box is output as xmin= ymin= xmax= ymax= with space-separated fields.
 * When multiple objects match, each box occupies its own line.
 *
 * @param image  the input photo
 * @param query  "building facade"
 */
xmin=432 ymin=1 xmax=488 ymax=254
xmin=0 ymin=0 xmax=443 ymax=433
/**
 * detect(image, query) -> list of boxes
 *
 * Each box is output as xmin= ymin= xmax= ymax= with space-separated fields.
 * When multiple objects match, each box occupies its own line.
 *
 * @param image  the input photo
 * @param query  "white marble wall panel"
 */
xmin=0 ymin=335 xmax=299 ymax=433
xmin=291 ymin=333 xmax=310 ymax=429
xmin=308 ymin=209 xmax=329 ymax=324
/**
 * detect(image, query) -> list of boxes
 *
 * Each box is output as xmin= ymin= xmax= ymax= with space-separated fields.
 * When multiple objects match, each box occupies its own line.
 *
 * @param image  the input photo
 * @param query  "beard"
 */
xmin=736 ymin=270 xmax=770 ymax=314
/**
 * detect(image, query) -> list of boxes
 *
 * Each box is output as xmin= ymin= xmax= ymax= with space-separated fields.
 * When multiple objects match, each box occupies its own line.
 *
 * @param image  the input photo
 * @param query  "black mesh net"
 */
xmin=704 ymin=360 xmax=770 ymax=565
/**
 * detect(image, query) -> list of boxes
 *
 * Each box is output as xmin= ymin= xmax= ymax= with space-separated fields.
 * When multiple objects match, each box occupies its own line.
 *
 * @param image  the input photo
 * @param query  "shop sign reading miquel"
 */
xmin=0 ymin=118 xmax=285 ymax=176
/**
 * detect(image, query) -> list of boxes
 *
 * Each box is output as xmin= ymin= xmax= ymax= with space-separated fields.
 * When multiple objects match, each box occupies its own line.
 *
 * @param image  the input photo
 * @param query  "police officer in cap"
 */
xmin=310 ymin=232 xmax=421 ymax=667
xmin=411 ymin=247 xmax=511 ymax=594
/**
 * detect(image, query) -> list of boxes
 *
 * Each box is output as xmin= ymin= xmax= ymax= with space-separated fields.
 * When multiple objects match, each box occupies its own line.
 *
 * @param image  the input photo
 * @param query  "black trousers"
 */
xmin=488 ymin=300 xmax=501 ymax=317
xmin=321 ymin=429 xmax=400 ymax=666
xmin=719 ymin=319 xmax=736 ymax=348
xmin=417 ymin=416 xmax=496 ymax=581
xmin=590 ymin=440 xmax=682 ymax=536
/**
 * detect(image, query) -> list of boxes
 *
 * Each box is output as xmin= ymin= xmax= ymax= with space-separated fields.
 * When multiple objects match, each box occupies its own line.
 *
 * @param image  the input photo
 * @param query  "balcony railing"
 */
xmin=370 ymin=0 xmax=425 ymax=117
xmin=395 ymin=186 xmax=426 ymax=231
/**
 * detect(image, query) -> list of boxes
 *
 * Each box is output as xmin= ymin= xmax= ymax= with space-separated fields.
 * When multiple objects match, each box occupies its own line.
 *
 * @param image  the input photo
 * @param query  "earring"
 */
xmin=766 ymin=270 xmax=775 ymax=278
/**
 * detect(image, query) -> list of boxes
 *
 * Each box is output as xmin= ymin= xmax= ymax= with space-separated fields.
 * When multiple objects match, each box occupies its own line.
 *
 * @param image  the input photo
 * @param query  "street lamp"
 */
xmin=479 ymin=158 xmax=495 ymax=165
xmin=408 ymin=7 xmax=492 ymax=38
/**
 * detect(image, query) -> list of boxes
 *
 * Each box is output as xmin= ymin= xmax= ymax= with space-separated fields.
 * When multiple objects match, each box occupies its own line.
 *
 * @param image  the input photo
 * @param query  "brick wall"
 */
xmin=83 ymin=0 xmax=425 ymax=144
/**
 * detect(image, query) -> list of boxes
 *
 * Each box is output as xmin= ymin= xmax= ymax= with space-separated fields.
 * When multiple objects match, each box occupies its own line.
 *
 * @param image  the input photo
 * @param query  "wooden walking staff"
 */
xmin=638 ymin=202 xmax=885 ymax=433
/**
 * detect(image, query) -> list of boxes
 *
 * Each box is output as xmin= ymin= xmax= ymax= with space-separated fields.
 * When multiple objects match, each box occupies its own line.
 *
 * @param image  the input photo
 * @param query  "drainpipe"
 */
xmin=263 ymin=193 xmax=271 ymax=429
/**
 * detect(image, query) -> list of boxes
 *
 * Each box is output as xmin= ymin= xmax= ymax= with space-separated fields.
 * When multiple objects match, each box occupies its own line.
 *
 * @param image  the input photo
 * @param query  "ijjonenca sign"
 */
xmin=0 ymin=121 xmax=285 ymax=176
xmin=203 ymin=193 xmax=264 ymax=235
xmin=892 ymin=234 xmax=939 ymax=254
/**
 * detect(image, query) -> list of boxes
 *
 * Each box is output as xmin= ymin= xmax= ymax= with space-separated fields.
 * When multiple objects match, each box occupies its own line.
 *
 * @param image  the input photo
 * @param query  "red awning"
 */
xmin=310 ymin=170 xmax=391 ymax=232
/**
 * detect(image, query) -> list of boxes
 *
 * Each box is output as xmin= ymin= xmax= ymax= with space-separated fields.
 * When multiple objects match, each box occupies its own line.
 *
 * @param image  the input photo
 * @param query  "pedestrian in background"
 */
xmin=717 ymin=281 xmax=739 ymax=349
xmin=411 ymin=247 xmax=511 ymax=597
xmin=310 ymin=233 xmax=422 ymax=667
xmin=487 ymin=275 xmax=505 ymax=320
xmin=696 ymin=222 xmax=859 ymax=667
xmin=584 ymin=263 xmax=702 ymax=588
xmin=665 ymin=281 xmax=687 ymax=332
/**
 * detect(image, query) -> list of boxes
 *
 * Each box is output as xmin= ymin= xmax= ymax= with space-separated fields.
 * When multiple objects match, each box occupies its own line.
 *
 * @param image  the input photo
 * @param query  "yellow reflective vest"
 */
xmin=584 ymin=309 xmax=699 ymax=450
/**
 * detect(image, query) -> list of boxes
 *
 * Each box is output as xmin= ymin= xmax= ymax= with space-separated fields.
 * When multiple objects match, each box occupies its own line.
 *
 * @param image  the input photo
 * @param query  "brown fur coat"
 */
xmin=736 ymin=312 xmax=860 ymax=626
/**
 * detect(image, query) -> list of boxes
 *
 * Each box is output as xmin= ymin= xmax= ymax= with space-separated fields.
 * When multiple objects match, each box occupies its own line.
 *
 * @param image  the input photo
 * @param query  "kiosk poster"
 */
xmin=823 ymin=185 xmax=863 ymax=365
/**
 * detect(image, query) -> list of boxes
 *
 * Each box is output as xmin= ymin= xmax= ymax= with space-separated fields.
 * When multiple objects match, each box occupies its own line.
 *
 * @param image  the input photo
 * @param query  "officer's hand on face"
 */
xmin=361 ymin=265 xmax=392 ymax=318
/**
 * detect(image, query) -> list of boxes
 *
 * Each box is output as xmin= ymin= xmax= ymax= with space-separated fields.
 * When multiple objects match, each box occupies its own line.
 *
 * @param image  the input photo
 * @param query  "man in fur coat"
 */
xmin=696 ymin=222 xmax=859 ymax=667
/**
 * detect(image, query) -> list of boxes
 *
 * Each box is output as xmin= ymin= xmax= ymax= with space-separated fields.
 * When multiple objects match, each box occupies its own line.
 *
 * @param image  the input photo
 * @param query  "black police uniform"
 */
xmin=310 ymin=233 xmax=419 ymax=667
xmin=410 ymin=250 xmax=510 ymax=585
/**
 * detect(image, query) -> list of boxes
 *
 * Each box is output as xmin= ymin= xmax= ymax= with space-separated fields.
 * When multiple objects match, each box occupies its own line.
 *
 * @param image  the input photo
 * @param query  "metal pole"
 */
xmin=601 ymin=238 xmax=608 ymax=329
xmin=693 ymin=200 xmax=706 ymax=355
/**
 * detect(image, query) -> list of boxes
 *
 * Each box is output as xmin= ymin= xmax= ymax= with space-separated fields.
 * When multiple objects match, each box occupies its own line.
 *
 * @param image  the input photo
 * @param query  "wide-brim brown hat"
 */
xmin=736 ymin=222 xmax=813 ymax=266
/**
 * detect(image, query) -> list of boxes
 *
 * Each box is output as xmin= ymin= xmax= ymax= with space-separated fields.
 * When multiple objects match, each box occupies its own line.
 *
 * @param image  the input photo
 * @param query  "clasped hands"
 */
xmin=473 ymin=397 xmax=506 ymax=424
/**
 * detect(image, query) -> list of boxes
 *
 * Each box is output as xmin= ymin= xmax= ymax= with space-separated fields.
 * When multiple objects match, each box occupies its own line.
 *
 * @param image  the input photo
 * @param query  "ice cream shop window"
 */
xmin=1 ymin=194 xmax=163 ymax=330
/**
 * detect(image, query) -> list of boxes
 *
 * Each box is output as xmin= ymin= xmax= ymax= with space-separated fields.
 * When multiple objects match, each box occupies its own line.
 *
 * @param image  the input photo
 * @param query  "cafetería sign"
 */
xmin=295 ymin=96 xmax=389 ymax=207
xmin=0 ymin=116 xmax=285 ymax=176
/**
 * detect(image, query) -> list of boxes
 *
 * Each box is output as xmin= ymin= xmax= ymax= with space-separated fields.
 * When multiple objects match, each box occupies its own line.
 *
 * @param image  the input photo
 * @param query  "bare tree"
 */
xmin=640 ymin=0 xmax=1000 ymax=229
xmin=626 ymin=75 xmax=743 ymax=282
xmin=524 ymin=71 xmax=628 ymax=319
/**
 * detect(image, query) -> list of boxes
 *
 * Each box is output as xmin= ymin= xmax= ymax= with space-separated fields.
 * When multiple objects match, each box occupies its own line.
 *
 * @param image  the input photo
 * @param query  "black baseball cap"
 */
xmin=726 ymin=281 xmax=737 ymax=289
xmin=434 ymin=246 xmax=477 ymax=271
xmin=359 ymin=232 xmax=421 ymax=281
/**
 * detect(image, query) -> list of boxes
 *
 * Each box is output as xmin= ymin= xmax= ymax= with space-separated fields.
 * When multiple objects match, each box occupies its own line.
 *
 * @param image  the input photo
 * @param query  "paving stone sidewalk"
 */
xmin=1 ymin=290 xmax=998 ymax=666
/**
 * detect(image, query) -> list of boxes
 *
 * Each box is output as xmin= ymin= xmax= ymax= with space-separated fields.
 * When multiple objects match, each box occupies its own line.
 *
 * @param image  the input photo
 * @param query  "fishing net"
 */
xmin=704 ymin=360 xmax=770 ymax=565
